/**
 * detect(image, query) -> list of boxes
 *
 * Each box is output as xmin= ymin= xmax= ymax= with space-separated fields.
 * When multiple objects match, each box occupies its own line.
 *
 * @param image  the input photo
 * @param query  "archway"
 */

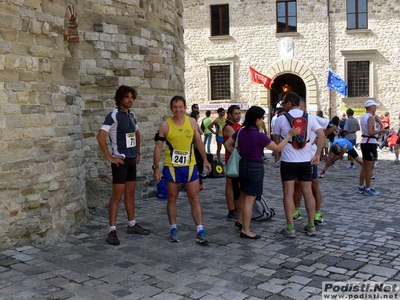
xmin=270 ymin=73 xmax=306 ymax=111
xmin=259 ymin=59 xmax=318 ymax=112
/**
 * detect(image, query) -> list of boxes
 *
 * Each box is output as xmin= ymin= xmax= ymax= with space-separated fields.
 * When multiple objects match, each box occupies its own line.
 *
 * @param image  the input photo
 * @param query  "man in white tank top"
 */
xmin=358 ymin=100 xmax=388 ymax=196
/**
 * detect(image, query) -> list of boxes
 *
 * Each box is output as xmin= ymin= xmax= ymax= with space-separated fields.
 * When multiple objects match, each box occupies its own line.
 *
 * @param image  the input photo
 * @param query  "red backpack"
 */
xmin=283 ymin=112 xmax=308 ymax=149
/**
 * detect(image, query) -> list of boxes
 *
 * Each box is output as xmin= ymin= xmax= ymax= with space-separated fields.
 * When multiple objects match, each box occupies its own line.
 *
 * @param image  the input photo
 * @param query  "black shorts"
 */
xmin=361 ymin=143 xmax=377 ymax=161
xmin=347 ymin=148 xmax=359 ymax=159
xmin=111 ymin=158 xmax=137 ymax=184
xmin=280 ymin=161 xmax=312 ymax=182
xmin=226 ymin=176 xmax=241 ymax=201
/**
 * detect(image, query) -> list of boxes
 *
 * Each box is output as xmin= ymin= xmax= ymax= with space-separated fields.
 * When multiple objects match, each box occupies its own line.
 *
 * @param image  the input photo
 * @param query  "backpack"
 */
xmin=200 ymin=119 xmax=206 ymax=132
xmin=283 ymin=111 xmax=308 ymax=149
xmin=252 ymin=195 xmax=275 ymax=221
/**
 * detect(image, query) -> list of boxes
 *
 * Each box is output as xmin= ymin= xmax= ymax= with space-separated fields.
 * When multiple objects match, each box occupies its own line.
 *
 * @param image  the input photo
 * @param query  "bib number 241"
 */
xmin=172 ymin=150 xmax=189 ymax=165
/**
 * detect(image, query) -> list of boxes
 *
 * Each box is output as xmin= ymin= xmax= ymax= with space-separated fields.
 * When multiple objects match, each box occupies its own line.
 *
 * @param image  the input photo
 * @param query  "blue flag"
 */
xmin=327 ymin=70 xmax=347 ymax=97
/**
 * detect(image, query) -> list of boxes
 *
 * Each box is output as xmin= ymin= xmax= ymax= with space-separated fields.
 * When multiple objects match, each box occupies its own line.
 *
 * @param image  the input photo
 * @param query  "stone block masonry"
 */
xmin=0 ymin=0 xmax=184 ymax=249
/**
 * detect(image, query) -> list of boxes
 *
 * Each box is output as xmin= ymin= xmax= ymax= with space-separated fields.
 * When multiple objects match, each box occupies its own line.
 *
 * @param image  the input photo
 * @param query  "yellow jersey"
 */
xmin=164 ymin=116 xmax=196 ymax=167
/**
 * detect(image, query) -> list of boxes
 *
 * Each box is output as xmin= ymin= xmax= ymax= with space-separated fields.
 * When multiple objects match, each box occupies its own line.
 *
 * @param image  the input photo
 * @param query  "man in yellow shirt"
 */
xmin=153 ymin=96 xmax=212 ymax=244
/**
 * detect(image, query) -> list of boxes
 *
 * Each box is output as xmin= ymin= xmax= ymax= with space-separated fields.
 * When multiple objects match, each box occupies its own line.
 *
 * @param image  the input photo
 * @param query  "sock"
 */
xmin=170 ymin=224 xmax=177 ymax=230
xmin=307 ymin=222 xmax=315 ymax=228
xmin=286 ymin=223 xmax=294 ymax=230
xmin=229 ymin=209 xmax=236 ymax=214
xmin=365 ymin=187 xmax=371 ymax=191
xmin=359 ymin=185 xmax=365 ymax=189
xmin=109 ymin=226 xmax=116 ymax=232
xmin=128 ymin=220 xmax=136 ymax=227
xmin=196 ymin=225 xmax=203 ymax=232
xmin=315 ymin=210 xmax=320 ymax=215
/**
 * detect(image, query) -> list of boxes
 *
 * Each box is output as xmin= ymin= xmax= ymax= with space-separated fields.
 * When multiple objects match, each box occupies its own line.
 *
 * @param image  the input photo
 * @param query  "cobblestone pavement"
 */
xmin=1 ymin=150 xmax=399 ymax=300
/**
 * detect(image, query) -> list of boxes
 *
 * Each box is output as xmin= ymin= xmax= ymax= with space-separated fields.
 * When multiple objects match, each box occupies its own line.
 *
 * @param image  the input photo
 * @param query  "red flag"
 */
xmin=249 ymin=67 xmax=273 ymax=89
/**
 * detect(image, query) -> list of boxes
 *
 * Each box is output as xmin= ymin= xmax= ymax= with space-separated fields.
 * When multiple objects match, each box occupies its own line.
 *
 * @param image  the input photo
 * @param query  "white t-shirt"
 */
xmin=273 ymin=108 xmax=322 ymax=162
xmin=309 ymin=115 xmax=329 ymax=155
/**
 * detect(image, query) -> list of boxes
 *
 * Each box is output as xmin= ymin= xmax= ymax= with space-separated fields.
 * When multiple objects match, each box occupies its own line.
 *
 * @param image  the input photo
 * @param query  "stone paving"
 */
xmin=1 ymin=149 xmax=399 ymax=300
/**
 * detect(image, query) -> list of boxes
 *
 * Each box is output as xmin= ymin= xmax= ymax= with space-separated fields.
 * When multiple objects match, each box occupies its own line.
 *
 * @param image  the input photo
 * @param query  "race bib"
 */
xmin=126 ymin=132 xmax=136 ymax=148
xmin=172 ymin=150 xmax=190 ymax=165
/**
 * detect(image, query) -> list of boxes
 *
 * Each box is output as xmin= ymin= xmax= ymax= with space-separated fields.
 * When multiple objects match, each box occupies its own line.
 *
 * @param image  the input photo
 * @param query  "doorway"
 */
xmin=270 ymin=73 xmax=306 ymax=114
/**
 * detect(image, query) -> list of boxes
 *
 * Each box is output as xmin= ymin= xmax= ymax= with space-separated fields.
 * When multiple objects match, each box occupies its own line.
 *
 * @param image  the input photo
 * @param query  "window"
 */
xmin=276 ymin=1 xmax=297 ymax=33
xmin=347 ymin=0 xmax=368 ymax=29
xmin=210 ymin=4 xmax=229 ymax=36
xmin=210 ymin=65 xmax=231 ymax=100
xmin=347 ymin=61 xmax=369 ymax=97
xmin=341 ymin=49 xmax=376 ymax=99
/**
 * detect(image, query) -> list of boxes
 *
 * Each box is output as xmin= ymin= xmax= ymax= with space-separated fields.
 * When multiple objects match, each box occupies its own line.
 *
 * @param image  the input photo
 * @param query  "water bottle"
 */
xmin=201 ymin=167 xmax=209 ymax=177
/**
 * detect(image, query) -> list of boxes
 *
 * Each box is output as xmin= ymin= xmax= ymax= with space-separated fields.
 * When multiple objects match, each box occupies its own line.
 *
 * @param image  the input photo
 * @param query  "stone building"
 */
xmin=183 ymin=0 xmax=400 ymax=132
xmin=0 ymin=0 xmax=184 ymax=249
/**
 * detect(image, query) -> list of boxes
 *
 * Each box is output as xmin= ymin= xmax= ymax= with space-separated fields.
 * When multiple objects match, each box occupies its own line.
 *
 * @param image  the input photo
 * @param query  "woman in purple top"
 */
xmin=225 ymin=106 xmax=300 ymax=239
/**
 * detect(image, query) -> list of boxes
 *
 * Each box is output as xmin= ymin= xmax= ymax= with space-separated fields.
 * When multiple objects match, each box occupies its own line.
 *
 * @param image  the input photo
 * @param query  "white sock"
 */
xmin=109 ymin=226 xmax=116 ymax=232
xmin=170 ymin=224 xmax=177 ymax=229
xmin=196 ymin=225 xmax=203 ymax=232
xmin=128 ymin=220 xmax=136 ymax=227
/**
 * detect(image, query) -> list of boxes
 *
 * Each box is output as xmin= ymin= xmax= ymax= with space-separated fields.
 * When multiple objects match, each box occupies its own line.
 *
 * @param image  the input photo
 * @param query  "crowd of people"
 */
xmin=96 ymin=85 xmax=399 ymax=245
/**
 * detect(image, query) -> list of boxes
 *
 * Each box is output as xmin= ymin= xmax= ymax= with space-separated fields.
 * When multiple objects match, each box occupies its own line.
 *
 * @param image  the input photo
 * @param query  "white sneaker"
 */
xmin=346 ymin=164 xmax=355 ymax=169
xmin=374 ymin=161 xmax=379 ymax=168
xmin=273 ymin=161 xmax=280 ymax=168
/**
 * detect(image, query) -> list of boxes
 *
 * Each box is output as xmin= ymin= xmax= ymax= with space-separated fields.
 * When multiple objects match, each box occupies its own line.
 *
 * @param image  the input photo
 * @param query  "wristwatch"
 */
xmin=152 ymin=164 xmax=159 ymax=170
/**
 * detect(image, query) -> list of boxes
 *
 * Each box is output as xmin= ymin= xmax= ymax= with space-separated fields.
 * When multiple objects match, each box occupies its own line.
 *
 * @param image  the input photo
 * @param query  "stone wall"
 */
xmin=0 ymin=0 xmax=184 ymax=249
xmin=183 ymin=0 xmax=400 ymax=120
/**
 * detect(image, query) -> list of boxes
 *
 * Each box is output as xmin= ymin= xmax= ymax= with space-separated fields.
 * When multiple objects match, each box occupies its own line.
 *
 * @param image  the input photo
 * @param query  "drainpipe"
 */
xmin=327 ymin=0 xmax=332 ymax=119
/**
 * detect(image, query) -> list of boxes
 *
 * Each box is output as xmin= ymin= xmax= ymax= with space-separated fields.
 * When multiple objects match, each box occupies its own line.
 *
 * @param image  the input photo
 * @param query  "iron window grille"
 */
xmin=210 ymin=65 xmax=231 ymax=100
xmin=347 ymin=61 xmax=369 ymax=97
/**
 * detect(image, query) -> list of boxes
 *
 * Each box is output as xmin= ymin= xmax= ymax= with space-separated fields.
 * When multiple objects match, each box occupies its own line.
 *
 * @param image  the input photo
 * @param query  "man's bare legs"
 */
xmin=216 ymin=141 xmax=222 ymax=163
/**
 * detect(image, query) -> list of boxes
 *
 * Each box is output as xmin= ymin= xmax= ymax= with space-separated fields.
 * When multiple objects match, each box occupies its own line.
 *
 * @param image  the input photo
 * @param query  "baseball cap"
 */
xmin=364 ymin=99 xmax=379 ymax=107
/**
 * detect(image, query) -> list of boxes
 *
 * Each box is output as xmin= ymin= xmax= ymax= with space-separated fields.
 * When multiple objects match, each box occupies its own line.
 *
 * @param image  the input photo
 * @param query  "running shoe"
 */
xmin=319 ymin=173 xmax=325 ymax=178
xmin=273 ymin=161 xmax=281 ymax=168
xmin=107 ymin=230 xmax=120 ymax=245
xmin=346 ymin=164 xmax=355 ymax=169
xmin=314 ymin=212 xmax=324 ymax=225
xmin=196 ymin=230 xmax=209 ymax=244
xmin=300 ymin=225 xmax=316 ymax=236
xmin=394 ymin=159 xmax=399 ymax=164
xmin=169 ymin=228 xmax=179 ymax=242
xmin=364 ymin=188 xmax=380 ymax=196
xmin=293 ymin=210 xmax=302 ymax=221
xmin=127 ymin=223 xmax=150 ymax=235
xmin=357 ymin=186 xmax=366 ymax=194
xmin=226 ymin=210 xmax=238 ymax=221
xmin=275 ymin=227 xmax=296 ymax=238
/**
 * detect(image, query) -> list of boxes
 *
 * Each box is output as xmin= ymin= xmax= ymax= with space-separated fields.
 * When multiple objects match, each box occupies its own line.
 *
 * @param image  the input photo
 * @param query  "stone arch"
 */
xmin=264 ymin=59 xmax=318 ymax=105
